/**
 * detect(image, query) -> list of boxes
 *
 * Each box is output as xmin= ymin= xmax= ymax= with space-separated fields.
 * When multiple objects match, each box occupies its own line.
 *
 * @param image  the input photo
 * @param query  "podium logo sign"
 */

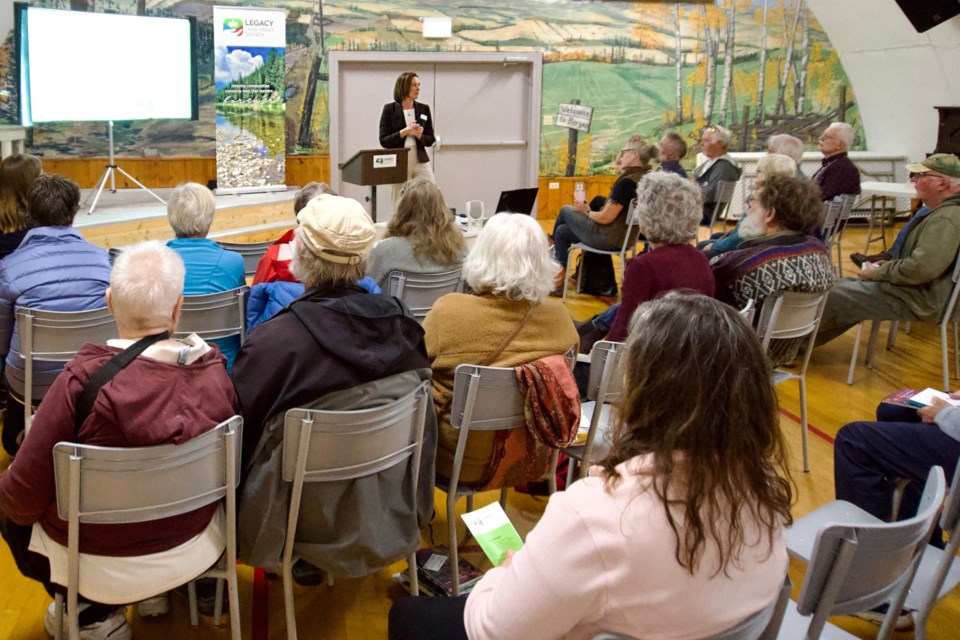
xmin=223 ymin=18 xmax=243 ymax=36
xmin=373 ymin=154 xmax=398 ymax=169
xmin=556 ymin=103 xmax=593 ymax=133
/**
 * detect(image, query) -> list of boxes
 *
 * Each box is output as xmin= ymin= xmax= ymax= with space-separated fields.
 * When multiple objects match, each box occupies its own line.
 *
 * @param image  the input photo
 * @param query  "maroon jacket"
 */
xmin=0 ymin=343 xmax=238 ymax=556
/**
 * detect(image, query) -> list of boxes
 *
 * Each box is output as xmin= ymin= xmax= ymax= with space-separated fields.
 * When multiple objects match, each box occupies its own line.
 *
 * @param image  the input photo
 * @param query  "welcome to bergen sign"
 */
xmin=556 ymin=102 xmax=594 ymax=133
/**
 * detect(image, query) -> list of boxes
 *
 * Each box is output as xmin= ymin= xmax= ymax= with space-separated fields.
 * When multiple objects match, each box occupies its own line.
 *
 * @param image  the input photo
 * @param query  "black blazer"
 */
xmin=378 ymin=101 xmax=435 ymax=164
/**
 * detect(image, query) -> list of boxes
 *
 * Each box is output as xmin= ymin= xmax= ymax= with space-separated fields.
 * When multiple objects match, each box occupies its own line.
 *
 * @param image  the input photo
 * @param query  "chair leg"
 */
xmin=954 ymin=322 xmax=959 ymax=381
xmin=565 ymin=456 xmax=577 ymax=489
xmin=53 ymin=592 xmax=64 ymax=640
xmin=282 ymin=557 xmax=299 ymax=640
xmin=465 ymin=495 xmax=473 ymax=513
xmin=547 ymin=449 xmax=558 ymax=495
xmin=847 ymin=323 xmax=864 ymax=385
xmin=943 ymin=322 xmax=950 ymax=393
xmin=865 ymin=320 xmax=881 ymax=368
xmin=799 ymin=377 xmax=809 ymax=473
xmin=499 ymin=487 xmax=508 ymax=509
xmin=562 ymin=251 xmax=574 ymax=300
xmin=408 ymin=552 xmax=419 ymax=596
xmin=886 ymin=320 xmax=899 ymax=350
xmin=836 ymin=232 xmax=844 ymax=278
xmin=213 ymin=577 xmax=224 ymax=626
xmin=447 ymin=491 xmax=461 ymax=597
xmin=187 ymin=580 xmax=199 ymax=627
xmin=226 ymin=561 xmax=241 ymax=640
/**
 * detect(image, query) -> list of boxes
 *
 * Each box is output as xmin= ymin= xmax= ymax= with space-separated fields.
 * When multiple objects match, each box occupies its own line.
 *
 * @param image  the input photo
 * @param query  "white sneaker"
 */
xmin=136 ymin=593 xmax=169 ymax=618
xmin=44 ymin=602 xmax=132 ymax=640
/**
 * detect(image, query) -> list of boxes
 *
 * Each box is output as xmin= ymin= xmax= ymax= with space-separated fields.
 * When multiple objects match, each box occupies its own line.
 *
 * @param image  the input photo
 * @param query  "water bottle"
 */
xmin=574 ymin=181 xmax=586 ymax=206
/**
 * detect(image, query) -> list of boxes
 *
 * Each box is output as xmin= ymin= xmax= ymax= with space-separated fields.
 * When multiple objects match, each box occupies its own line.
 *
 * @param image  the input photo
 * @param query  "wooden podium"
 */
xmin=339 ymin=148 xmax=408 ymax=222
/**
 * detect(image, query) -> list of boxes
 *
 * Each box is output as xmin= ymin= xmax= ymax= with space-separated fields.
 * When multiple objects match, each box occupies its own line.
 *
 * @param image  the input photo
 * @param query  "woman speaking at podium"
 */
xmin=379 ymin=71 xmax=437 ymax=205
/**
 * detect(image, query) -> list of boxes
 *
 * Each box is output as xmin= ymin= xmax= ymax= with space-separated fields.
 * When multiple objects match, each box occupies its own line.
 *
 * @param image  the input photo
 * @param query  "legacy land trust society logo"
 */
xmin=222 ymin=16 xmax=278 ymax=40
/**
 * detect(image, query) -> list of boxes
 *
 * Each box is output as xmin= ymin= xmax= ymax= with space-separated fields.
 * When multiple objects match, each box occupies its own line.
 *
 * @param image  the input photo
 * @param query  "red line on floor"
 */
xmin=252 ymin=567 xmax=268 ymax=640
xmin=778 ymin=407 xmax=836 ymax=445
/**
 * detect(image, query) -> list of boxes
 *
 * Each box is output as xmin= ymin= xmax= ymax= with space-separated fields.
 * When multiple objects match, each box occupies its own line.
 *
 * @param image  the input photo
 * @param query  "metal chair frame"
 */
xmin=279 ymin=382 xmax=430 ymax=640
xmin=784 ymin=466 xmax=947 ymax=640
xmin=386 ymin=268 xmax=464 ymax=322
xmin=563 ymin=199 xmax=639 ymax=300
xmin=175 ymin=286 xmax=250 ymax=344
xmin=17 ymin=306 xmax=117 ymax=432
xmin=216 ymin=239 xmax=275 ymax=279
xmin=755 ymin=290 xmax=829 ymax=473
xmin=708 ymin=179 xmax=739 ymax=234
xmin=50 ymin=417 xmax=243 ymax=640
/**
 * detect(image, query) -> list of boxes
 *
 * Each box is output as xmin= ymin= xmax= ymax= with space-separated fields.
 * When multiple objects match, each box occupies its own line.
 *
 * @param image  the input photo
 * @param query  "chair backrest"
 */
xmin=174 ymin=286 xmax=250 ymax=343
xmin=836 ymin=193 xmax=856 ymax=223
xmin=450 ymin=364 xmax=525 ymax=432
xmin=17 ymin=306 xmax=118 ymax=413
xmin=755 ymin=290 xmax=828 ymax=348
xmin=387 ymin=268 xmax=463 ymax=322
xmin=279 ymin=382 xmax=430 ymax=572
xmin=618 ymin=198 xmax=641 ymax=255
xmin=53 ymin=416 xmax=242 ymax=525
xmin=216 ymin=240 xmax=274 ymax=278
xmin=819 ymin=199 xmax=843 ymax=243
xmin=939 ymin=242 xmax=960 ymax=325
xmin=586 ymin=340 xmax=623 ymax=404
xmin=939 ymin=453 xmax=960 ymax=534
xmin=704 ymin=574 xmax=791 ymax=640
xmin=795 ymin=466 xmax=946 ymax=639
xmin=709 ymin=180 xmax=738 ymax=226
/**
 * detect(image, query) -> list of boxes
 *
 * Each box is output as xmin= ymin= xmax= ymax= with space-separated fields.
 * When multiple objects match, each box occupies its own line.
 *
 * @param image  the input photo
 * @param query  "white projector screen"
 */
xmin=17 ymin=6 xmax=197 ymax=124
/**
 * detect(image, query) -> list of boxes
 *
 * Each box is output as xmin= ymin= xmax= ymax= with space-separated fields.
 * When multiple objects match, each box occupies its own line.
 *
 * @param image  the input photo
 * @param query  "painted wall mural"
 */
xmin=0 ymin=0 xmax=862 ymax=176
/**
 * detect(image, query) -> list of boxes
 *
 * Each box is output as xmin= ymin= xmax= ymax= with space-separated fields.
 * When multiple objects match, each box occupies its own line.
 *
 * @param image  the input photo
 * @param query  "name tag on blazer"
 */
xmin=420 ymin=113 xmax=429 ymax=122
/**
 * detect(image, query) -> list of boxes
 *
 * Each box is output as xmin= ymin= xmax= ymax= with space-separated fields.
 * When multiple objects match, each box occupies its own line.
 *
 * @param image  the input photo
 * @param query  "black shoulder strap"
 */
xmin=73 ymin=331 xmax=170 ymax=435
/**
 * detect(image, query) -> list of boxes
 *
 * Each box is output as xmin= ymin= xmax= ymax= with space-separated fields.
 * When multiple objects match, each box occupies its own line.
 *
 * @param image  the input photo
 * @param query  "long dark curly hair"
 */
xmin=599 ymin=291 xmax=794 ymax=576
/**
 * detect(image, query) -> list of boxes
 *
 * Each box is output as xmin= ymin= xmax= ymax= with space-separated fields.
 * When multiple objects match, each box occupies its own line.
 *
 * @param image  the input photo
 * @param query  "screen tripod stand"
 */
xmin=85 ymin=120 xmax=167 ymax=214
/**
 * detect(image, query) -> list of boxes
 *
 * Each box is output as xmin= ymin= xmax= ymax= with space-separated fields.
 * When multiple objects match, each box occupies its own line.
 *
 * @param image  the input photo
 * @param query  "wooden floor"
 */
xmin=1 ymin=223 xmax=958 ymax=639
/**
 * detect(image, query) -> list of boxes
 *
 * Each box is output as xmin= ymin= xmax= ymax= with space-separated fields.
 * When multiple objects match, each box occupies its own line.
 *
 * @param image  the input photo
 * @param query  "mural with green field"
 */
xmin=0 ymin=0 xmax=860 ymax=177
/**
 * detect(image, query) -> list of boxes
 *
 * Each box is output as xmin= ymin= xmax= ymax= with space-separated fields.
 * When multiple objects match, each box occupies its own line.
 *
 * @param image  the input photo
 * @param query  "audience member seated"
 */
xmin=389 ymin=293 xmax=791 ymax=640
xmin=550 ymin=136 xmax=654 ymax=290
xmin=245 ymin=183 xmax=380 ymax=333
xmin=365 ymin=177 xmax=467 ymax=289
xmin=577 ymin=172 xmax=714 ymax=352
xmin=850 ymin=204 xmax=932 ymax=268
xmin=816 ymin=154 xmax=960 ymax=346
xmin=812 ymin=122 xmax=861 ymax=202
xmin=0 ymin=175 xmax=111 ymax=457
xmin=699 ymin=153 xmax=800 ymax=259
xmin=252 ymin=181 xmax=333 ymax=285
xmin=656 ymin=130 xmax=688 ymax=178
xmin=233 ymin=194 xmax=435 ymax=577
xmin=692 ymin=125 xmax=742 ymax=226
xmin=0 ymin=242 xmax=238 ymax=640
xmin=835 ymin=393 xmax=959 ymax=546
xmin=424 ymin=213 xmax=578 ymax=490
xmin=164 ymin=182 xmax=245 ymax=371
xmin=0 ymin=154 xmax=41 ymax=259
xmin=767 ymin=133 xmax=807 ymax=180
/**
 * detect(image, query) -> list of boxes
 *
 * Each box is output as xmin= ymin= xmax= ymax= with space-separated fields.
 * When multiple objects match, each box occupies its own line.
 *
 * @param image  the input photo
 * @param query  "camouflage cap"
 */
xmin=905 ymin=153 xmax=960 ymax=179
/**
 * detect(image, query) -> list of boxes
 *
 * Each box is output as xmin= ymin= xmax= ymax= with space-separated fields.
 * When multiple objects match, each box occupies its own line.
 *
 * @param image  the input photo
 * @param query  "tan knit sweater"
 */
xmin=422 ymin=293 xmax=578 ymax=487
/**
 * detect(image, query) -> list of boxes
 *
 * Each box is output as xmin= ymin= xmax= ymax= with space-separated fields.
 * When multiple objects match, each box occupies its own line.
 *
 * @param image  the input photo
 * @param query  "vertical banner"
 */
xmin=213 ymin=5 xmax=286 ymax=194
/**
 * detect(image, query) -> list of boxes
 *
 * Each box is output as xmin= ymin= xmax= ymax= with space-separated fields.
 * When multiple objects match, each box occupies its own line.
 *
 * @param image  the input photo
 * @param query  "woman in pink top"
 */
xmin=389 ymin=292 xmax=792 ymax=640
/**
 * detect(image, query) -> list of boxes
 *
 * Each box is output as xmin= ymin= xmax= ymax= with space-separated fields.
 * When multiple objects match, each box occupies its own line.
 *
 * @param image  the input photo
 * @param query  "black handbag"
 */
xmin=576 ymin=252 xmax=618 ymax=297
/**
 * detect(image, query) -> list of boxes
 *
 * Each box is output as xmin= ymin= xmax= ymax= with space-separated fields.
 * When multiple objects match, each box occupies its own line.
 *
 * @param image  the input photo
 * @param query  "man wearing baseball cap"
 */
xmin=232 ymin=194 xmax=436 ymax=577
xmin=816 ymin=153 xmax=960 ymax=346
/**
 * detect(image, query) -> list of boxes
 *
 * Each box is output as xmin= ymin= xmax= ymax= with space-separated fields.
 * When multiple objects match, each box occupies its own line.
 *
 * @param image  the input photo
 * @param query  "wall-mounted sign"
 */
xmin=556 ymin=103 xmax=594 ymax=133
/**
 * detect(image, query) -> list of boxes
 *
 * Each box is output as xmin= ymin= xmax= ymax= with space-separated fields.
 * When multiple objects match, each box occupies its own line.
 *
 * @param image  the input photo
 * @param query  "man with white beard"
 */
xmin=710 ymin=175 xmax=835 ymax=361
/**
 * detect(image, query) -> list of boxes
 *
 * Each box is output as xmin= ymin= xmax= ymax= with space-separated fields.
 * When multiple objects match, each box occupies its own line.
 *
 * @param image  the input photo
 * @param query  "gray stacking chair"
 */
xmin=888 ymin=459 xmax=960 ymax=639
xmin=216 ymin=239 xmax=274 ymax=279
xmin=831 ymin=194 xmax=856 ymax=278
xmin=564 ymin=340 xmax=623 ymax=485
xmin=563 ymin=199 xmax=640 ymax=300
xmin=783 ymin=466 xmax=947 ymax=640
xmin=443 ymin=362 xmax=568 ymax=595
xmin=49 ymin=416 xmax=243 ymax=640
xmin=280 ymin=381 xmax=431 ymax=640
xmin=590 ymin=574 xmax=791 ymax=640
xmin=755 ymin=290 xmax=829 ymax=473
xmin=708 ymin=179 xmax=738 ymax=234
xmin=175 ymin=286 xmax=250 ymax=344
xmin=387 ymin=268 xmax=463 ymax=322
xmin=17 ymin=306 xmax=117 ymax=432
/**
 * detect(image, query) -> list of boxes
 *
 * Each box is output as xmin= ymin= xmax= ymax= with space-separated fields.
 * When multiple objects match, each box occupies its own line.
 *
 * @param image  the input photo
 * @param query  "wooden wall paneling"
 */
xmin=537 ymin=176 xmax=618 ymax=218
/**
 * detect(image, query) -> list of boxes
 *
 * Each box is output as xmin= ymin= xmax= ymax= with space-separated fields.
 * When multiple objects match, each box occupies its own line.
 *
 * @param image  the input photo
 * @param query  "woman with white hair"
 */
xmin=0 ymin=241 xmax=238 ymax=638
xmin=165 ymin=182 xmax=245 ymax=370
xmin=423 ymin=213 xmax=578 ymax=489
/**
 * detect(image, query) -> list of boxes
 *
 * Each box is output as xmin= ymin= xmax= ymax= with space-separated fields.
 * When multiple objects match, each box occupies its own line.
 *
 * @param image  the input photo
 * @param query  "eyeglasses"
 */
xmin=818 ymin=134 xmax=836 ymax=142
xmin=910 ymin=172 xmax=945 ymax=181
xmin=617 ymin=149 xmax=636 ymax=157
